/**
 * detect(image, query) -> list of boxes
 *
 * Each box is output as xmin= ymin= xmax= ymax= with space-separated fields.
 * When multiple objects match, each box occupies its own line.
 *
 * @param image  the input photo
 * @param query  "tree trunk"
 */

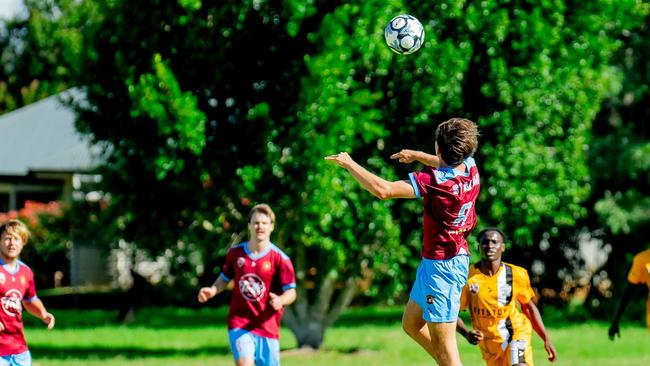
xmin=283 ymin=275 xmax=358 ymax=349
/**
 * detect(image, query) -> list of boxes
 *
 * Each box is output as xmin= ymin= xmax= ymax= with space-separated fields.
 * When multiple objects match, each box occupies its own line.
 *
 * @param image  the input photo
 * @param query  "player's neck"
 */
xmin=0 ymin=255 xmax=17 ymax=271
xmin=479 ymin=259 xmax=501 ymax=276
xmin=439 ymin=159 xmax=466 ymax=173
xmin=247 ymin=239 xmax=270 ymax=254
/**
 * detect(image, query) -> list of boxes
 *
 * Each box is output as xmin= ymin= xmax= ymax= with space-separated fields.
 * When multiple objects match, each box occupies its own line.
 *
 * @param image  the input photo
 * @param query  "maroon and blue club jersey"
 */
xmin=219 ymin=242 xmax=296 ymax=339
xmin=0 ymin=260 xmax=37 ymax=356
xmin=408 ymin=156 xmax=480 ymax=260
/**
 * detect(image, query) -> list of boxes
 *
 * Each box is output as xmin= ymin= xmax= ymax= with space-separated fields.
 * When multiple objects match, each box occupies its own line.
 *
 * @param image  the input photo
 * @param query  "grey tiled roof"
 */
xmin=0 ymin=89 xmax=100 ymax=176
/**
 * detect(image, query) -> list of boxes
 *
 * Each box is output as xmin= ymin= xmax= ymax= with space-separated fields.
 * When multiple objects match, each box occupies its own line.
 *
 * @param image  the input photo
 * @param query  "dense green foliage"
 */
xmin=1 ymin=0 xmax=649 ymax=347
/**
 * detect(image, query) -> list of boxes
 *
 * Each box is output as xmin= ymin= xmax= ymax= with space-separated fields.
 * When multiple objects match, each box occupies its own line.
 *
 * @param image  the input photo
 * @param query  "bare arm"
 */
xmin=197 ymin=275 xmax=230 ymax=303
xmin=521 ymin=301 xmax=556 ymax=362
xmin=608 ymin=283 xmax=640 ymax=340
xmin=23 ymin=299 xmax=55 ymax=329
xmin=269 ymin=288 xmax=297 ymax=311
xmin=456 ymin=316 xmax=482 ymax=345
xmin=324 ymin=152 xmax=415 ymax=199
xmin=390 ymin=149 xmax=441 ymax=167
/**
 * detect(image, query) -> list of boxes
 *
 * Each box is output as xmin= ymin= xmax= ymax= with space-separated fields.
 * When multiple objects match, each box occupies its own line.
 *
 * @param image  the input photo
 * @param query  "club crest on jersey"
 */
xmin=238 ymin=273 xmax=266 ymax=302
xmin=262 ymin=261 xmax=271 ymax=272
xmin=426 ymin=295 xmax=435 ymax=304
xmin=469 ymin=283 xmax=479 ymax=294
xmin=237 ymin=257 xmax=245 ymax=268
xmin=20 ymin=276 xmax=25 ymax=286
xmin=1 ymin=289 xmax=23 ymax=316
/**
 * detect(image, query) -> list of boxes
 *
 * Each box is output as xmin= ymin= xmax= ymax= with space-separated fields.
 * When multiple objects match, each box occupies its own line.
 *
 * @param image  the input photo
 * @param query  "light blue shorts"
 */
xmin=228 ymin=328 xmax=280 ymax=366
xmin=409 ymin=255 xmax=469 ymax=323
xmin=0 ymin=351 xmax=32 ymax=366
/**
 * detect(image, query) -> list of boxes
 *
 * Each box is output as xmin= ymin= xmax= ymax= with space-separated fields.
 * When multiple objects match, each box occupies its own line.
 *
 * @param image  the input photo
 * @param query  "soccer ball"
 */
xmin=384 ymin=14 xmax=425 ymax=55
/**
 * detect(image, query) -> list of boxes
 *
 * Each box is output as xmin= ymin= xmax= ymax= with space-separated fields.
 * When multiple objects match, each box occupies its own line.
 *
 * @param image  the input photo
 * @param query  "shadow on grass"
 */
xmin=30 ymin=345 xmax=231 ymax=359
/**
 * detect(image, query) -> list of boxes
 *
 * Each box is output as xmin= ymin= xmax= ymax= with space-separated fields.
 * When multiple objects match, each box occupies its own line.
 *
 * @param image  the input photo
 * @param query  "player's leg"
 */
xmin=427 ymin=321 xmax=462 ymax=366
xmin=256 ymin=335 xmax=281 ymax=366
xmin=228 ymin=328 xmax=256 ymax=366
xmin=0 ymin=351 xmax=32 ymax=366
xmin=402 ymin=298 xmax=436 ymax=358
xmin=509 ymin=338 xmax=534 ymax=366
xmin=406 ymin=255 xmax=468 ymax=365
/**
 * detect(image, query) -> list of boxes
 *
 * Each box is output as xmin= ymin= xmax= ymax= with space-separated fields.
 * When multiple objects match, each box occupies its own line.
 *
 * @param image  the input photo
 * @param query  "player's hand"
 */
xmin=42 ymin=312 xmax=55 ymax=330
xmin=269 ymin=292 xmax=283 ymax=311
xmin=545 ymin=340 xmax=557 ymax=362
xmin=466 ymin=329 xmax=483 ymax=345
xmin=324 ymin=152 xmax=354 ymax=168
xmin=608 ymin=323 xmax=620 ymax=340
xmin=390 ymin=149 xmax=419 ymax=163
xmin=198 ymin=286 xmax=217 ymax=303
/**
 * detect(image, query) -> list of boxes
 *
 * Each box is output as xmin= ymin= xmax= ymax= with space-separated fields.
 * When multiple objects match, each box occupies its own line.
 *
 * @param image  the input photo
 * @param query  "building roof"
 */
xmin=0 ymin=89 xmax=101 ymax=176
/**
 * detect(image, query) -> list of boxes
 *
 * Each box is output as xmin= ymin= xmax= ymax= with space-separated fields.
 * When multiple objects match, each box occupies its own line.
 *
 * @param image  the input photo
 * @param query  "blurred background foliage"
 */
xmin=0 ymin=0 xmax=649 ymax=347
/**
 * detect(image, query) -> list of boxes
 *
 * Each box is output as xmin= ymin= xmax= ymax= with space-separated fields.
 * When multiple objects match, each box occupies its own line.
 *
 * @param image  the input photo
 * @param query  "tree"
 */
xmin=586 ymin=11 xmax=650 ymax=318
xmin=0 ymin=0 xmax=95 ymax=114
xmin=17 ymin=0 xmax=646 ymax=349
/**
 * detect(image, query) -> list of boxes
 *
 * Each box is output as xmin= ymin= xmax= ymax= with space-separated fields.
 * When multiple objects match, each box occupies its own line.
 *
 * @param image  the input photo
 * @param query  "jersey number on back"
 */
xmin=453 ymin=202 xmax=473 ymax=227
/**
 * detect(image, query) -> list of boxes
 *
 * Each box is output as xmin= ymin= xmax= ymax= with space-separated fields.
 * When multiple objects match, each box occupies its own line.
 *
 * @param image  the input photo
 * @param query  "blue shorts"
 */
xmin=409 ymin=255 xmax=469 ymax=323
xmin=228 ymin=328 xmax=280 ymax=366
xmin=0 ymin=351 xmax=31 ymax=366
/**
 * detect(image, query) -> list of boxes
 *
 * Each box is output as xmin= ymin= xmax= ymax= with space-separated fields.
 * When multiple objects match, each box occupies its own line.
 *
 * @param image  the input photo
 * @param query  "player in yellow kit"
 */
xmin=457 ymin=228 xmax=556 ymax=366
xmin=609 ymin=248 xmax=650 ymax=340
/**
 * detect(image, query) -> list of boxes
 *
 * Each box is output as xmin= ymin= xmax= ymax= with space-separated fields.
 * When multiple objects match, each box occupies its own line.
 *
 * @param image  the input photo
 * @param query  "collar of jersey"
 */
xmin=242 ymin=241 xmax=274 ymax=260
xmin=0 ymin=258 xmax=21 ymax=275
xmin=434 ymin=157 xmax=474 ymax=183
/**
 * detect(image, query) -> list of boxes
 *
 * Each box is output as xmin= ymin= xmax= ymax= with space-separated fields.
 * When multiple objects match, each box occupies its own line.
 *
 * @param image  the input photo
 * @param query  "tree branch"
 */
xmin=324 ymin=277 xmax=358 ymax=328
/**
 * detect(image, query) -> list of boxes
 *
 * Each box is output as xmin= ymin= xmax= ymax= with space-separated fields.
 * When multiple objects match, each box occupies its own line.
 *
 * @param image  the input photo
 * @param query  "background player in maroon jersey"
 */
xmin=197 ymin=204 xmax=296 ymax=366
xmin=325 ymin=118 xmax=480 ymax=366
xmin=0 ymin=219 xmax=55 ymax=366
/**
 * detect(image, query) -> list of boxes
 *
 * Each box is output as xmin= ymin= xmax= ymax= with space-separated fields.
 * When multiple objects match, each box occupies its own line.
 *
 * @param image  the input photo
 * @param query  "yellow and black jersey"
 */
xmin=460 ymin=262 xmax=535 ymax=352
xmin=627 ymin=249 xmax=650 ymax=329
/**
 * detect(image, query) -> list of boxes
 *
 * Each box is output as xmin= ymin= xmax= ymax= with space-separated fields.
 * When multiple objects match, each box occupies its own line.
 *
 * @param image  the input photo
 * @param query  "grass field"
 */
xmin=23 ymin=306 xmax=649 ymax=366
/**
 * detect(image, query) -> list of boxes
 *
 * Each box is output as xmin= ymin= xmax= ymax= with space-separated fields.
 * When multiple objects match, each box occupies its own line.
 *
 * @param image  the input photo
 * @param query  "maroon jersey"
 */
xmin=220 ymin=242 xmax=296 ymax=339
xmin=408 ymin=157 xmax=480 ymax=260
xmin=0 ymin=260 xmax=37 ymax=356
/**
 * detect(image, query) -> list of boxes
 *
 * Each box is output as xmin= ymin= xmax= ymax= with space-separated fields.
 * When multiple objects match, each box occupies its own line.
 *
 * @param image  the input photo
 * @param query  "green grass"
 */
xmin=23 ymin=306 xmax=650 ymax=366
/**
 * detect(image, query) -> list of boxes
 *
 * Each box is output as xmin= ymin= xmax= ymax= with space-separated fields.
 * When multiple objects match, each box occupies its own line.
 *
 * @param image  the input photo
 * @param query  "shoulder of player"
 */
xmin=503 ymin=262 xmax=530 ymax=278
xmin=634 ymin=249 xmax=650 ymax=262
xmin=268 ymin=243 xmax=292 ymax=261
xmin=17 ymin=260 xmax=34 ymax=274
xmin=227 ymin=242 xmax=247 ymax=254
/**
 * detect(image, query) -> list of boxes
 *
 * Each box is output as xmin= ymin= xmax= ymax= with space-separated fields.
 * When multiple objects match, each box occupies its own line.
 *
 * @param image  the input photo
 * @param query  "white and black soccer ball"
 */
xmin=384 ymin=14 xmax=425 ymax=55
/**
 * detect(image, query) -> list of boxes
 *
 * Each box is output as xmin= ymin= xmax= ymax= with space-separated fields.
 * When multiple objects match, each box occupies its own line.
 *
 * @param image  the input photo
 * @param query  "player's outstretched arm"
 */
xmin=456 ymin=317 xmax=482 ymax=345
xmin=23 ymin=299 xmax=55 ymax=330
xmin=521 ymin=301 xmax=556 ymax=362
xmin=324 ymin=152 xmax=415 ymax=199
xmin=198 ymin=276 xmax=229 ymax=303
xmin=390 ymin=149 xmax=440 ymax=167
xmin=608 ymin=283 xmax=639 ymax=340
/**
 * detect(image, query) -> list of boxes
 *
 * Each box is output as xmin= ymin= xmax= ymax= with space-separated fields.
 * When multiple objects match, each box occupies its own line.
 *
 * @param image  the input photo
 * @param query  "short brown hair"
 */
xmin=247 ymin=203 xmax=276 ymax=224
xmin=435 ymin=118 xmax=479 ymax=166
xmin=0 ymin=219 xmax=31 ymax=244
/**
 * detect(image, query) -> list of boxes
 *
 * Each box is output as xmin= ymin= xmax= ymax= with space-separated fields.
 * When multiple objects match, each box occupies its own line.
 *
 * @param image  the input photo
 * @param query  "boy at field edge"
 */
xmin=608 ymin=247 xmax=650 ymax=340
xmin=456 ymin=228 xmax=557 ymax=366
xmin=197 ymin=204 xmax=296 ymax=366
xmin=0 ymin=219 xmax=55 ymax=366
xmin=325 ymin=117 xmax=480 ymax=366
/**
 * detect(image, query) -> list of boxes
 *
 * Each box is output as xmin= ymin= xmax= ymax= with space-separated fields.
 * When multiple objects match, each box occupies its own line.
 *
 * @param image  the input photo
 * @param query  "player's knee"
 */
xmin=401 ymin=318 xmax=421 ymax=338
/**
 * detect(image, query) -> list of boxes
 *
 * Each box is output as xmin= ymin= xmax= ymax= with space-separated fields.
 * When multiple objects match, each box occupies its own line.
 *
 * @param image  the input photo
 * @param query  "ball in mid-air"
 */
xmin=384 ymin=14 xmax=425 ymax=55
